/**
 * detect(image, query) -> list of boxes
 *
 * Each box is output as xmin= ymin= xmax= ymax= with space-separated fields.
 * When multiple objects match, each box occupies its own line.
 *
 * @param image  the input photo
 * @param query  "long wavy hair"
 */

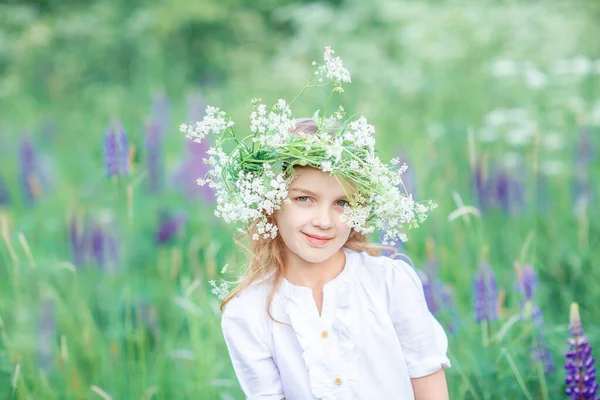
xmin=219 ymin=118 xmax=398 ymax=324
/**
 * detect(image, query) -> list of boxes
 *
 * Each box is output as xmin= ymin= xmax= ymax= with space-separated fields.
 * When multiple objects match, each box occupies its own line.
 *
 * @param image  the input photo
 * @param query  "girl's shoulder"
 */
xmin=350 ymin=249 xmax=422 ymax=291
xmin=222 ymin=275 xmax=274 ymax=320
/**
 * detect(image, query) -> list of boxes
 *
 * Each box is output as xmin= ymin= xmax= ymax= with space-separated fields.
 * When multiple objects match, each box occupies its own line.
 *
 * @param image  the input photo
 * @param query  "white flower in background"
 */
xmin=322 ymin=46 xmax=351 ymax=84
xmin=541 ymin=131 xmax=565 ymax=151
xmin=540 ymin=160 xmax=566 ymax=176
xmin=209 ymin=280 xmax=230 ymax=300
xmin=523 ymin=64 xmax=547 ymax=88
xmin=551 ymin=57 xmax=592 ymax=76
xmin=501 ymin=152 xmax=523 ymax=169
xmin=314 ymin=46 xmax=351 ymax=92
xmin=485 ymin=109 xmax=509 ymax=126
xmin=491 ymin=59 xmax=520 ymax=77
xmin=505 ymin=127 xmax=536 ymax=146
xmin=571 ymin=56 xmax=593 ymax=75
xmin=180 ymin=106 xmax=234 ymax=143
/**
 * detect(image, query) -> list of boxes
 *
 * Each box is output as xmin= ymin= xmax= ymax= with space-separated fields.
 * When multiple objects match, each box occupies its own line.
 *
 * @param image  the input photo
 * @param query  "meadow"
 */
xmin=0 ymin=0 xmax=599 ymax=398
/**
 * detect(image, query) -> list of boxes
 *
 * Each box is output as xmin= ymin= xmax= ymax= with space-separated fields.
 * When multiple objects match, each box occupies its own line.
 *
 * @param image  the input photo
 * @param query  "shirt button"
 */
xmin=334 ymin=377 xmax=343 ymax=385
xmin=320 ymin=330 xmax=329 ymax=338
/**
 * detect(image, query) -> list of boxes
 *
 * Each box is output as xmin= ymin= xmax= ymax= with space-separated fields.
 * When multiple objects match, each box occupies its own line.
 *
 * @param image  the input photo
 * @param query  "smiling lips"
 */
xmin=302 ymin=232 xmax=332 ymax=245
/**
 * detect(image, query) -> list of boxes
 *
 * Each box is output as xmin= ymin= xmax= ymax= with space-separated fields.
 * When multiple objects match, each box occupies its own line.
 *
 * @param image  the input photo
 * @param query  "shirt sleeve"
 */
xmin=381 ymin=257 xmax=451 ymax=378
xmin=221 ymin=294 xmax=285 ymax=400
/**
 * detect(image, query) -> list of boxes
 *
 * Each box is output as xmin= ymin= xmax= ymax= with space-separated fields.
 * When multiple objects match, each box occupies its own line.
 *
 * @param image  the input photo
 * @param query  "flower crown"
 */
xmin=180 ymin=46 xmax=436 ymax=245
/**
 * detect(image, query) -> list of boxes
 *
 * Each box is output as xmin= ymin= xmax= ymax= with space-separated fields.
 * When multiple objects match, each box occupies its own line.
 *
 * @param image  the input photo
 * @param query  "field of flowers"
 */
xmin=0 ymin=0 xmax=599 ymax=399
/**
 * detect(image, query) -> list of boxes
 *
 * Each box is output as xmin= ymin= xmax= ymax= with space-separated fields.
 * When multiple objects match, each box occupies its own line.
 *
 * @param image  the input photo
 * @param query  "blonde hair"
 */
xmin=219 ymin=118 xmax=398 ymax=324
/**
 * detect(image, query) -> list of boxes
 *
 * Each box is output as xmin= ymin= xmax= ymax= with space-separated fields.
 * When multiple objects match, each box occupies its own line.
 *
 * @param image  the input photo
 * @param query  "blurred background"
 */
xmin=0 ymin=0 xmax=599 ymax=398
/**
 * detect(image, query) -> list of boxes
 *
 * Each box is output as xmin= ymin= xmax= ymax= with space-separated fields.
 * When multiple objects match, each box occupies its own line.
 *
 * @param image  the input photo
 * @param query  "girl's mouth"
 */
xmin=302 ymin=232 xmax=331 ymax=246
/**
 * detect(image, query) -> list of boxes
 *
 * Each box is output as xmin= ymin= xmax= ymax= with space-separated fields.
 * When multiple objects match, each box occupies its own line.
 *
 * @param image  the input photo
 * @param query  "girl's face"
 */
xmin=273 ymin=166 xmax=355 ymax=265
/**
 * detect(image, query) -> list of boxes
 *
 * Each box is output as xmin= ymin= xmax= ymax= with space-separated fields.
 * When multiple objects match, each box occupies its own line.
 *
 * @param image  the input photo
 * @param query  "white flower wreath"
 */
xmin=180 ymin=46 xmax=436 ymax=245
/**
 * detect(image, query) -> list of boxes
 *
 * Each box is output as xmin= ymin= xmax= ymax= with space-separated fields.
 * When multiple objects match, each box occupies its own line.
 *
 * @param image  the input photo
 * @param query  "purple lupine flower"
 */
xmin=104 ymin=127 xmax=119 ymax=177
xmin=576 ymin=125 xmax=595 ymax=164
xmin=19 ymin=137 xmax=40 ymax=204
xmin=36 ymin=296 xmax=56 ymax=373
xmin=531 ymin=305 xmax=555 ymax=373
xmin=472 ymin=158 xmax=525 ymax=216
xmin=88 ymin=223 xmax=119 ymax=270
xmin=472 ymin=260 xmax=499 ymax=323
xmin=471 ymin=159 xmax=494 ymax=213
xmin=495 ymin=167 xmax=525 ymax=215
xmin=565 ymin=303 xmax=598 ymax=399
xmin=515 ymin=263 xmax=539 ymax=302
xmin=515 ymin=262 xmax=554 ymax=372
xmin=116 ymin=123 xmax=129 ymax=176
xmin=146 ymin=121 xmax=163 ymax=194
xmin=155 ymin=211 xmax=187 ymax=244
xmin=0 ymin=173 xmax=10 ymax=206
xmin=103 ymin=122 xmax=129 ymax=178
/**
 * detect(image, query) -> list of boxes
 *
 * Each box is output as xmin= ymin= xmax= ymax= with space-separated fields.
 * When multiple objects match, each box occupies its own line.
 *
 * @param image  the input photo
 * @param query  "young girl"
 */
xmin=180 ymin=46 xmax=451 ymax=399
xmin=218 ymin=119 xmax=450 ymax=400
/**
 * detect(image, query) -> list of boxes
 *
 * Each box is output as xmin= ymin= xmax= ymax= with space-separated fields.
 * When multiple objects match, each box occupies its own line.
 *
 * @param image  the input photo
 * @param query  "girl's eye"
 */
xmin=336 ymin=200 xmax=350 ymax=207
xmin=296 ymin=196 xmax=311 ymax=202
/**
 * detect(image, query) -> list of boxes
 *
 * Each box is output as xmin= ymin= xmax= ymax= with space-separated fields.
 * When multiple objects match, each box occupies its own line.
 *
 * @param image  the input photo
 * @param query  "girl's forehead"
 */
xmin=292 ymin=167 xmax=355 ymax=195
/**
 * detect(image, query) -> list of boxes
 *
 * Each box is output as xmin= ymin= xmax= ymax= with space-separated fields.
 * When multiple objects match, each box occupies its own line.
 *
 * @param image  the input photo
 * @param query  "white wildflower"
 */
xmin=344 ymin=116 xmax=376 ymax=149
xmin=326 ymin=139 xmax=344 ymax=163
xmin=315 ymin=46 xmax=351 ymax=88
xmin=180 ymin=45 xmax=435 ymax=245
xmin=180 ymin=106 xmax=233 ymax=144
xmin=321 ymin=161 xmax=332 ymax=172
xmin=523 ymin=65 xmax=547 ymax=88
xmin=209 ymin=280 xmax=230 ymax=300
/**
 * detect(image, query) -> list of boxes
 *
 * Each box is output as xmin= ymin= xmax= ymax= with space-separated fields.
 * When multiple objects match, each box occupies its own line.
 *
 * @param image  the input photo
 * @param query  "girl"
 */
xmin=219 ymin=119 xmax=451 ymax=399
xmin=180 ymin=46 xmax=451 ymax=399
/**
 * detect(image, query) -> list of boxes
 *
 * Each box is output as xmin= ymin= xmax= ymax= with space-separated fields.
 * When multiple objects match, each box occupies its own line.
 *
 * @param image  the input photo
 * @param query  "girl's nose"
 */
xmin=312 ymin=206 xmax=333 ymax=229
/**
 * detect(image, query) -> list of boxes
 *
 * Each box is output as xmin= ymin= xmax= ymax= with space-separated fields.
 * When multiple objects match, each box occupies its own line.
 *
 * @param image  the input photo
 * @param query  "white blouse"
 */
xmin=221 ymin=247 xmax=451 ymax=400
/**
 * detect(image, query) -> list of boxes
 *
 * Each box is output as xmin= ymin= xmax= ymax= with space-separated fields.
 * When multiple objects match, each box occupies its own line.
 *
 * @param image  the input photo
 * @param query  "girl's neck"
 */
xmin=283 ymin=248 xmax=347 ymax=290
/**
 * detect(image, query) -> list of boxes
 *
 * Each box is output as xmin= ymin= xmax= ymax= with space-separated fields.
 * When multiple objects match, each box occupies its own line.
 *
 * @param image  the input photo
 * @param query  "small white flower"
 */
xmin=209 ymin=280 xmax=230 ymax=300
xmin=321 ymin=161 xmax=332 ymax=172
xmin=180 ymin=106 xmax=233 ymax=144
xmin=314 ymin=46 xmax=351 ymax=88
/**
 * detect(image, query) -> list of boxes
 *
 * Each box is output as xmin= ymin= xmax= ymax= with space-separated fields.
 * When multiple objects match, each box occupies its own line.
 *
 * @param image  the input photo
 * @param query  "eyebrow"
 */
xmin=289 ymin=187 xmax=349 ymax=200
